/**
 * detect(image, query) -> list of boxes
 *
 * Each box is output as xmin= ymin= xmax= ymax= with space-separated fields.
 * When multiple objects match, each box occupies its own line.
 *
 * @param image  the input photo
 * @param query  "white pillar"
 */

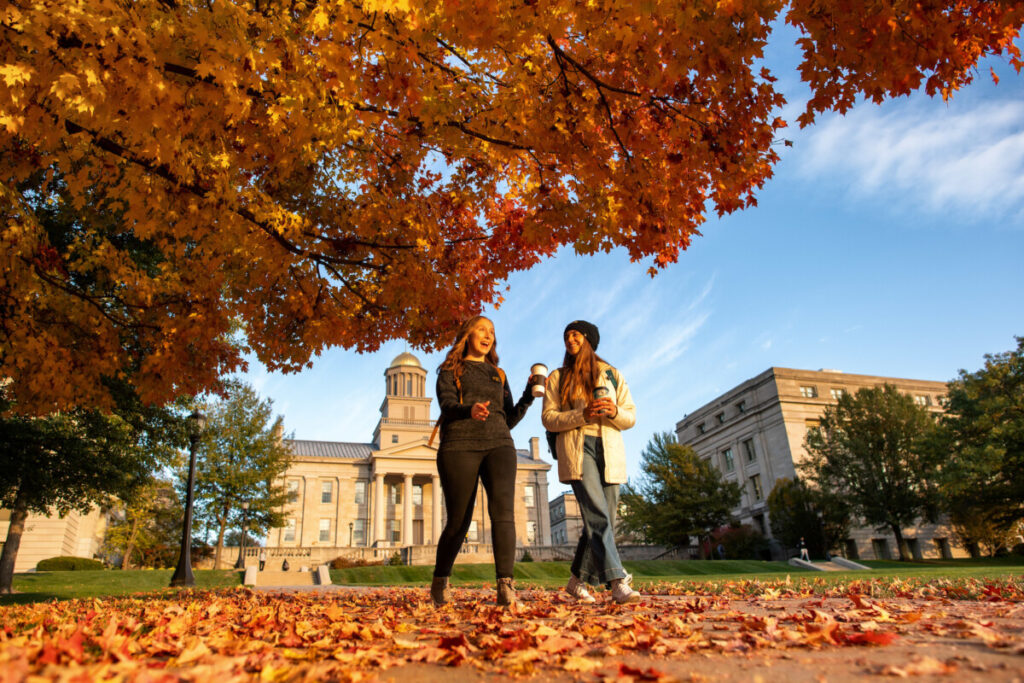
xmin=431 ymin=474 xmax=442 ymax=544
xmin=402 ymin=474 xmax=414 ymax=545
xmin=373 ymin=473 xmax=385 ymax=545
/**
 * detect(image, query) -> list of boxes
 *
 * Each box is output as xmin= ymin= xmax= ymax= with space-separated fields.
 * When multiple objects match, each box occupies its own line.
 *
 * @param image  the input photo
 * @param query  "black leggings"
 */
xmin=433 ymin=444 xmax=518 ymax=579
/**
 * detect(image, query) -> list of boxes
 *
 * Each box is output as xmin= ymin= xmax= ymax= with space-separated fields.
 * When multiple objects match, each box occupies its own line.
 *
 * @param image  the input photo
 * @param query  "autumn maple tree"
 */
xmin=2 ymin=0 xmax=1021 ymax=414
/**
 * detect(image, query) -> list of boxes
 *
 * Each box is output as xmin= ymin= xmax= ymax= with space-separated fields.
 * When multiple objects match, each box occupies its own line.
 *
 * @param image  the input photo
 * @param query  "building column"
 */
xmin=334 ymin=476 xmax=342 ymax=546
xmin=536 ymin=474 xmax=551 ymax=545
xmin=373 ymin=473 xmax=385 ymax=546
xmin=431 ymin=475 xmax=442 ymax=544
xmin=402 ymin=474 xmax=413 ymax=546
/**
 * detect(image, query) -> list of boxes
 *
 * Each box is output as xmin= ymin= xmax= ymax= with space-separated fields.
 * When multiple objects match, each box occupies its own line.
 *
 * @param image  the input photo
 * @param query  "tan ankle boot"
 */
xmin=430 ymin=576 xmax=451 ymax=606
xmin=496 ymin=577 xmax=516 ymax=606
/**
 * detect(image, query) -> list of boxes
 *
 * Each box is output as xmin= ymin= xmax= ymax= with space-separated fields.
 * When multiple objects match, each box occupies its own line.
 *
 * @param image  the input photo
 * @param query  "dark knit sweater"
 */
xmin=436 ymin=361 xmax=534 ymax=449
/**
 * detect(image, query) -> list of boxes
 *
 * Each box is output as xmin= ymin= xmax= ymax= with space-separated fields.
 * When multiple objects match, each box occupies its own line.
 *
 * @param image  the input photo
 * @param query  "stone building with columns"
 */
xmin=675 ymin=367 xmax=961 ymax=561
xmin=265 ymin=352 xmax=552 ymax=567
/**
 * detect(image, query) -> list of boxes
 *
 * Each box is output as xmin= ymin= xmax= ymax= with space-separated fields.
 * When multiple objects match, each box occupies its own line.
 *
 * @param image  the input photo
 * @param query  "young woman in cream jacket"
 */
xmin=542 ymin=320 xmax=640 ymax=604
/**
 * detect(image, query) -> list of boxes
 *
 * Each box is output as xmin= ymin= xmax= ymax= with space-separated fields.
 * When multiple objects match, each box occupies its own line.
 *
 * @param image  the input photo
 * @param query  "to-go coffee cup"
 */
xmin=530 ymin=363 xmax=548 ymax=397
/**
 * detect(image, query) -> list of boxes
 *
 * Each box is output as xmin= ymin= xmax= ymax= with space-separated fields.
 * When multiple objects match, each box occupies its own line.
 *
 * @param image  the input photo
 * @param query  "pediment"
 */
xmin=374 ymin=440 xmax=438 ymax=459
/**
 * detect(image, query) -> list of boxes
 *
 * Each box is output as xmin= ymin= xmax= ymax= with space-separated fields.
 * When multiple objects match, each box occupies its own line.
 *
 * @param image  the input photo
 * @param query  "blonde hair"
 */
xmin=559 ymin=337 xmax=605 ymax=405
xmin=439 ymin=315 xmax=499 ymax=383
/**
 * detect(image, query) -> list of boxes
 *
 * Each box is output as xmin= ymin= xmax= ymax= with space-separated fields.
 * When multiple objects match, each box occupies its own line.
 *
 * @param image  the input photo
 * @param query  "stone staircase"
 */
xmin=788 ymin=556 xmax=871 ymax=572
xmin=244 ymin=565 xmax=331 ymax=587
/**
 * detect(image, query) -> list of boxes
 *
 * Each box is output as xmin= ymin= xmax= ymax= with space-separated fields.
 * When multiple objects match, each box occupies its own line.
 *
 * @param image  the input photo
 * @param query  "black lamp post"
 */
xmin=349 ymin=521 xmax=354 ymax=547
xmin=170 ymin=409 xmax=206 ymax=587
xmin=234 ymin=501 xmax=250 ymax=569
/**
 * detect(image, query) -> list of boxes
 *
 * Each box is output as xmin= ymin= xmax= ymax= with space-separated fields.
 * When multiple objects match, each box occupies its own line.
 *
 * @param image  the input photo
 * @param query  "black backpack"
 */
xmin=545 ymin=368 xmax=618 ymax=459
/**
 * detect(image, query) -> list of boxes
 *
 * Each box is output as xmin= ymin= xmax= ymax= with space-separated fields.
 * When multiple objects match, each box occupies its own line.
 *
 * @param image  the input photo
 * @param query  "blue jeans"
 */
xmin=570 ymin=436 xmax=627 ymax=586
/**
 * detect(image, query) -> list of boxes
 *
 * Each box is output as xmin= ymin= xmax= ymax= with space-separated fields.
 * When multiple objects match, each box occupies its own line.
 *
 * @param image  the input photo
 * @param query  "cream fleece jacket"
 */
xmin=541 ymin=363 xmax=636 ymax=484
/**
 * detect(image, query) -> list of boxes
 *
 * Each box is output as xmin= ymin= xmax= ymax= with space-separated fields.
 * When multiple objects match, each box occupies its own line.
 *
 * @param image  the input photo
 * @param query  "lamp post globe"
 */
xmin=170 ymin=409 xmax=205 ymax=587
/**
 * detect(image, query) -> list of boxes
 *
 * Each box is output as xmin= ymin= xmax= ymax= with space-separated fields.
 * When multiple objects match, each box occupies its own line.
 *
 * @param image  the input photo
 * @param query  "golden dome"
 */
xmin=389 ymin=352 xmax=422 ymax=369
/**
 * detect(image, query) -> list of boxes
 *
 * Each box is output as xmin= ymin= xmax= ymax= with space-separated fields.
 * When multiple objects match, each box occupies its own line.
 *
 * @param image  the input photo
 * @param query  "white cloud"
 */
xmin=792 ymin=99 xmax=1024 ymax=217
xmin=621 ymin=311 xmax=711 ymax=380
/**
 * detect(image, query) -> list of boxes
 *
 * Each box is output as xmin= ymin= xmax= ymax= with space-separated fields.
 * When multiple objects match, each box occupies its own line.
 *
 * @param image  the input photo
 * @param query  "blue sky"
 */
xmin=243 ymin=45 xmax=1024 ymax=501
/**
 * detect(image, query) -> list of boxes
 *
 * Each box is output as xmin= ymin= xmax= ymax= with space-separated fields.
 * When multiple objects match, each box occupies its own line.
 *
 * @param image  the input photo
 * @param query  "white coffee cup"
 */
xmin=530 ymin=363 xmax=548 ymax=397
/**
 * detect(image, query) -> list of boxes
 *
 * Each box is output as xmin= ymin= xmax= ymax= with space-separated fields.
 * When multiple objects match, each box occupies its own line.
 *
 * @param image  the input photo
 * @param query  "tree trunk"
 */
xmin=121 ymin=514 xmax=142 ymax=570
xmin=213 ymin=512 xmax=227 ymax=570
xmin=0 ymin=487 xmax=30 ymax=594
xmin=890 ymin=524 xmax=909 ymax=561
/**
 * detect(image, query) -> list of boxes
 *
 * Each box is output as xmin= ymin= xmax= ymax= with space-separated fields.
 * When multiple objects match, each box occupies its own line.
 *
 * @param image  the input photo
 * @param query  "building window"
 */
xmin=353 ymin=519 xmax=366 ymax=545
xmin=391 ymin=434 xmax=399 ymax=443
xmin=389 ymin=519 xmax=400 ymax=543
xmin=697 ymin=422 xmax=706 ymax=434
xmin=388 ymin=483 xmax=402 ymax=505
xmin=830 ymin=388 xmax=847 ymax=400
xmin=467 ymin=520 xmax=479 ymax=542
xmin=742 ymin=438 xmax=756 ymax=463
xmin=716 ymin=412 xmax=725 ymax=424
xmin=286 ymin=479 xmax=300 ymax=503
xmin=412 ymin=485 xmax=423 ymax=506
xmin=736 ymin=400 xmax=747 ymax=414
xmin=749 ymin=474 xmax=763 ymax=501
xmin=283 ymin=518 xmax=296 ymax=542
xmin=524 ymin=485 xmax=535 ymax=508
xmin=914 ymin=395 xmax=931 ymax=406
xmin=321 ymin=480 xmax=333 ymax=504
xmin=319 ymin=519 xmax=331 ymax=543
xmin=722 ymin=449 xmax=735 ymax=472
xmin=354 ymin=481 xmax=367 ymax=505
xmin=800 ymin=385 xmax=818 ymax=398
xmin=526 ymin=521 xmax=537 ymax=544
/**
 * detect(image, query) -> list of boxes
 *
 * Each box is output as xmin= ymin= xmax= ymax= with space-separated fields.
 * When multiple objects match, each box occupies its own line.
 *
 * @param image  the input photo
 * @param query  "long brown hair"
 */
xmin=439 ymin=315 xmax=500 ymax=383
xmin=559 ymin=338 xmax=605 ymax=405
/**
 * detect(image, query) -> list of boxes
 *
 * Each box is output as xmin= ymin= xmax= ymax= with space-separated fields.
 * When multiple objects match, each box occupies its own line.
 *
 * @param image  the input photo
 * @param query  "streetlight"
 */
xmin=234 ymin=501 xmax=250 ymax=569
xmin=349 ymin=521 xmax=353 ymax=547
xmin=170 ymin=409 xmax=206 ymax=587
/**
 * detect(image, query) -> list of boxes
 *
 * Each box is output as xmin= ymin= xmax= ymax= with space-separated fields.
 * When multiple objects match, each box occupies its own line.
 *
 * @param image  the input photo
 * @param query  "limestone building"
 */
xmin=267 ymin=352 xmax=552 ymax=567
xmin=549 ymin=492 xmax=584 ymax=546
xmin=675 ymin=367 xmax=959 ymax=561
xmin=0 ymin=508 xmax=107 ymax=572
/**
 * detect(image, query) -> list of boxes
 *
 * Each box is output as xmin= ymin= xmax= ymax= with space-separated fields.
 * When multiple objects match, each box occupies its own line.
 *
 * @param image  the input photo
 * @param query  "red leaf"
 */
xmin=845 ymin=631 xmax=899 ymax=646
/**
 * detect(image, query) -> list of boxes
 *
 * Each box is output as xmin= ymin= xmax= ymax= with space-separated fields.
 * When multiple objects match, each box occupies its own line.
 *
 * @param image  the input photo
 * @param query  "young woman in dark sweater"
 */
xmin=430 ymin=315 xmax=542 ymax=607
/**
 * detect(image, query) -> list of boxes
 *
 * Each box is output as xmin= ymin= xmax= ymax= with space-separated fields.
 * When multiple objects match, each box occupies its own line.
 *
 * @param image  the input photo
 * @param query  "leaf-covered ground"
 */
xmin=2 ymin=577 xmax=1022 ymax=682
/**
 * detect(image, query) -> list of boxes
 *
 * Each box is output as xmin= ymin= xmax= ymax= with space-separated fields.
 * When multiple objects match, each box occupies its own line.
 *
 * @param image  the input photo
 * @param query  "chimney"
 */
xmin=530 ymin=436 xmax=540 ymax=461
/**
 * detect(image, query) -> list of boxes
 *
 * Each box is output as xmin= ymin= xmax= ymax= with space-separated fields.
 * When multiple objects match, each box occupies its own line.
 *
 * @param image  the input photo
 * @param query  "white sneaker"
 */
xmin=611 ymin=577 xmax=640 ymax=604
xmin=565 ymin=575 xmax=596 ymax=604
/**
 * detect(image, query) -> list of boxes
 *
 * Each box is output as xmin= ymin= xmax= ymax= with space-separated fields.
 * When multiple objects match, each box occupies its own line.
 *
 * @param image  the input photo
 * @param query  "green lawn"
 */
xmin=4 ymin=557 xmax=1022 ymax=606
xmin=2 ymin=569 xmax=242 ymax=606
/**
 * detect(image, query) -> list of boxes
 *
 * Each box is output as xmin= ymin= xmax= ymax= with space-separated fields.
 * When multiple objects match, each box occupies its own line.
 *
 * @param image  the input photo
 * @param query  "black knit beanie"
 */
xmin=564 ymin=320 xmax=599 ymax=351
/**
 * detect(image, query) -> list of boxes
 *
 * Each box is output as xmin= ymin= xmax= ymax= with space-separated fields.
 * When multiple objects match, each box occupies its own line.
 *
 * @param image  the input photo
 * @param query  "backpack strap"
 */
xmin=605 ymin=367 xmax=618 ymax=391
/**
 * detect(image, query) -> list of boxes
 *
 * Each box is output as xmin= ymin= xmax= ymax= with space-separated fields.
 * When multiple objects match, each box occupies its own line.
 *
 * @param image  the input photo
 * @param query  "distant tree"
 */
xmin=712 ymin=523 xmax=768 ymax=560
xmin=766 ymin=477 xmax=851 ymax=559
xmin=0 ymin=385 xmax=186 ymax=591
xmin=936 ymin=337 xmax=1024 ymax=529
xmin=945 ymin=499 xmax=1017 ymax=558
xmin=801 ymin=385 xmax=940 ymax=561
xmin=620 ymin=432 xmax=741 ymax=558
xmin=102 ymin=477 xmax=182 ymax=569
xmin=192 ymin=381 xmax=292 ymax=569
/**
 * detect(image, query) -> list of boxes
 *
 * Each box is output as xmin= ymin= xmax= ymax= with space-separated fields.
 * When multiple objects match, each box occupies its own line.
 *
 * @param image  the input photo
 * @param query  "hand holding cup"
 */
xmin=529 ymin=363 xmax=548 ymax=397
